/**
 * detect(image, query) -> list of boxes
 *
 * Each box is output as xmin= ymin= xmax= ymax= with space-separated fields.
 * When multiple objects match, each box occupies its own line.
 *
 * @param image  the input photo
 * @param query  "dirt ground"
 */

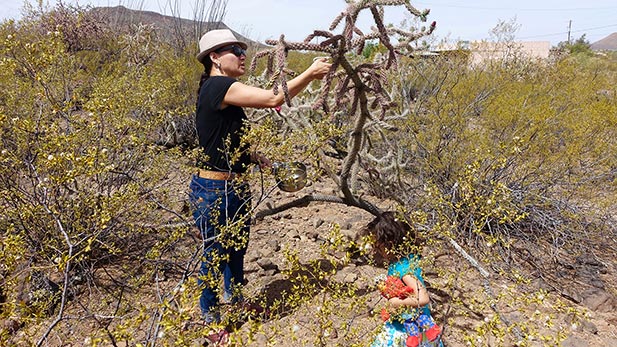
xmin=7 ymin=176 xmax=616 ymax=346
xmin=206 ymin=178 xmax=617 ymax=346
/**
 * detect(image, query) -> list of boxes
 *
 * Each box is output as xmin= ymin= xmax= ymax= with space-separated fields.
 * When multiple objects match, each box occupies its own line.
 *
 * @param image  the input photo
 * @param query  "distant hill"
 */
xmin=89 ymin=5 xmax=265 ymax=49
xmin=590 ymin=32 xmax=617 ymax=51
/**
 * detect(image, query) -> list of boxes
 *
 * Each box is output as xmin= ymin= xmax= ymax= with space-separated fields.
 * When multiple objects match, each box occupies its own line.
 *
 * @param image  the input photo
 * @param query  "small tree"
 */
xmin=556 ymin=34 xmax=593 ymax=55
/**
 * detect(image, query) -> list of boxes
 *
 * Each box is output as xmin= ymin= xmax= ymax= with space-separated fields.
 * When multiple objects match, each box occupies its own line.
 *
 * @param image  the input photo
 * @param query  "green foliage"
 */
xmin=556 ymin=34 xmax=593 ymax=56
xmin=362 ymin=41 xmax=382 ymax=60
xmin=0 ymin=5 xmax=198 ymax=345
xmin=366 ymin=50 xmax=616 ymax=245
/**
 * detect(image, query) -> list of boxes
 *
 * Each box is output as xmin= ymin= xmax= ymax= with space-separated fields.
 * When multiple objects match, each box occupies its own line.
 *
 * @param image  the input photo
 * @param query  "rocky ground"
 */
xmin=208 ymin=178 xmax=617 ymax=346
xmin=4 ymin=178 xmax=615 ymax=346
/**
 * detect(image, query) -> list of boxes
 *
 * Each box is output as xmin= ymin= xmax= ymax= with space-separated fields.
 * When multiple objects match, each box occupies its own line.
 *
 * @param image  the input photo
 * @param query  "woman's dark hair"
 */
xmin=364 ymin=211 xmax=422 ymax=256
xmin=196 ymin=56 xmax=213 ymax=107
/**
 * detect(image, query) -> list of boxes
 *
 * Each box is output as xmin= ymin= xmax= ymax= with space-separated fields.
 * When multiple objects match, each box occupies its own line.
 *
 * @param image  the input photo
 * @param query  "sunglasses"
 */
xmin=215 ymin=45 xmax=246 ymax=57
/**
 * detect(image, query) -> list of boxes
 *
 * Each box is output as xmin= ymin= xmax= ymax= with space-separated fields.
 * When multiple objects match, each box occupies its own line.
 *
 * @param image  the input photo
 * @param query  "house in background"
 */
xmin=428 ymin=40 xmax=551 ymax=66
xmin=467 ymin=41 xmax=551 ymax=66
xmin=426 ymin=32 xmax=617 ymax=66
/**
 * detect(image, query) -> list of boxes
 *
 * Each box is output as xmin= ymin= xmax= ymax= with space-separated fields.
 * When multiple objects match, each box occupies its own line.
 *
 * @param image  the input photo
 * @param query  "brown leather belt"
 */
xmin=197 ymin=169 xmax=240 ymax=181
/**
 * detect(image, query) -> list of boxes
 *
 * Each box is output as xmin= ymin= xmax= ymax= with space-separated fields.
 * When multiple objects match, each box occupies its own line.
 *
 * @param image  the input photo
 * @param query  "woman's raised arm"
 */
xmin=223 ymin=58 xmax=331 ymax=108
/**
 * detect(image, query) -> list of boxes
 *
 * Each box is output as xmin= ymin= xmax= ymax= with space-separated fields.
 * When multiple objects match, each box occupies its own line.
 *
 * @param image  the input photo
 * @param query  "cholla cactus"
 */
xmin=251 ymin=1 xmax=435 ymax=217
xmin=250 ymin=0 xmax=435 ymax=113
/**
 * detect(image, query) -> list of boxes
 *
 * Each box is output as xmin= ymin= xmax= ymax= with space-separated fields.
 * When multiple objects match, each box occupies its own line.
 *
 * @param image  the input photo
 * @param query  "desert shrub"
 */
xmin=19 ymin=1 xmax=112 ymax=53
xmin=360 ymin=48 xmax=615 ymax=244
xmin=0 ymin=6 xmax=200 ymax=346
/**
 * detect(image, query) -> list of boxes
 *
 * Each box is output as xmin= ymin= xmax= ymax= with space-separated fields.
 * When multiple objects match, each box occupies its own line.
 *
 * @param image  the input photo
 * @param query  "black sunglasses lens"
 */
xmin=232 ymin=46 xmax=246 ymax=57
xmin=216 ymin=45 xmax=245 ymax=56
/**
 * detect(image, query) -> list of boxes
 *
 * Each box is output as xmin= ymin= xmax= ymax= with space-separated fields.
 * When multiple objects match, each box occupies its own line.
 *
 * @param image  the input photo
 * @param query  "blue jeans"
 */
xmin=189 ymin=175 xmax=252 ymax=320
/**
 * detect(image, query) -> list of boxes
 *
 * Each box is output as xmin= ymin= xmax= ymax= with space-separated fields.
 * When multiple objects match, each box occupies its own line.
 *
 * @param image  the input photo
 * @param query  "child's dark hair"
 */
xmin=364 ymin=211 xmax=422 ymax=256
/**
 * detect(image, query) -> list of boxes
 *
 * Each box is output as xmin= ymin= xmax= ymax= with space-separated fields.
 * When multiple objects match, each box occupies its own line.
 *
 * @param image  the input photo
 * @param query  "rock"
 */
xmin=328 ymin=250 xmax=347 ymax=260
xmin=307 ymin=230 xmax=320 ymax=241
xmin=332 ymin=267 xmax=358 ymax=284
xmin=266 ymin=240 xmax=280 ymax=252
xmin=588 ymin=278 xmax=605 ymax=289
xmin=365 ymin=295 xmax=383 ymax=314
xmin=257 ymin=258 xmax=279 ymax=271
xmin=252 ymin=333 xmax=268 ymax=346
xmin=345 ymin=215 xmax=365 ymax=225
xmin=505 ymin=312 xmax=523 ymax=325
xmin=298 ymin=313 xmax=311 ymax=325
xmin=582 ymin=288 xmax=616 ymax=312
xmin=0 ymin=318 xmax=22 ymax=334
xmin=341 ymin=229 xmax=357 ymax=242
xmin=561 ymin=289 xmax=583 ymax=304
xmin=287 ymin=229 xmax=300 ymax=239
xmin=576 ymin=254 xmax=603 ymax=267
xmin=580 ymin=320 xmax=598 ymax=334
xmin=313 ymin=218 xmax=324 ymax=228
xmin=530 ymin=277 xmax=553 ymax=293
xmin=602 ymin=338 xmax=617 ymax=347
xmin=257 ymin=248 xmax=273 ymax=259
xmin=343 ymin=272 xmax=358 ymax=283
xmin=355 ymin=278 xmax=370 ymax=292
xmin=191 ymin=337 xmax=207 ymax=347
xmin=263 ymin=269 xmax=279 ymax=277
xmin=561 ymin=336 xmax=589 ymax=347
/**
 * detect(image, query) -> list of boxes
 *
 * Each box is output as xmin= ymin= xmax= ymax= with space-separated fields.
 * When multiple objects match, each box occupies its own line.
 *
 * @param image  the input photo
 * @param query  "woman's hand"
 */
xmin=251 ymin=151 xmax=272 ymax=169
xmin=308 ymin=57 xmax=332 ymax=80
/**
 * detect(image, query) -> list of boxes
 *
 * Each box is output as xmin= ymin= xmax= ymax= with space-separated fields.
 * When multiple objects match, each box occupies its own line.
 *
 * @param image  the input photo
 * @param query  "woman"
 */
xmin=189 ymin=28 xmax=330 ymax=343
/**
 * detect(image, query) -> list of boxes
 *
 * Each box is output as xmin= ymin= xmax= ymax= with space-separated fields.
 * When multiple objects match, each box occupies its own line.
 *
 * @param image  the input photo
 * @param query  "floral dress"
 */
xmin=370 ymin=254 xmax=442 ymax=347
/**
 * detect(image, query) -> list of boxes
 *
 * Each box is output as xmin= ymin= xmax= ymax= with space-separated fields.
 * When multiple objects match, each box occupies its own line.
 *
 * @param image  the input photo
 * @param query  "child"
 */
xmin=364 ymin=211 xmax=441 ymax=347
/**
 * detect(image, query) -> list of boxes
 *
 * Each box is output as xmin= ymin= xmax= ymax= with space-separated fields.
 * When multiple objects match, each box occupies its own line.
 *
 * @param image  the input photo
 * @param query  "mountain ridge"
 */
xmin=90 ymin=5 xmax=265 ymax=49
xmin=590 ymin=32 xmax=617 ymax=51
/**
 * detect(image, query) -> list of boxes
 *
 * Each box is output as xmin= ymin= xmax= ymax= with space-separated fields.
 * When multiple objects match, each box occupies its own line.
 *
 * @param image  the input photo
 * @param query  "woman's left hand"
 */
xmin=309 ymin=57 xmax=332 ymax=80
xmin=252 ymin=151 xmax=272 ymax=169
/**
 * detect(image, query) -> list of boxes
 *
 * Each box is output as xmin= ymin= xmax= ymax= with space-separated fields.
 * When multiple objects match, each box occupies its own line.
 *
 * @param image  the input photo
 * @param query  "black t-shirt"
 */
xmin=196 ymin=76 xmax=251 ymax=173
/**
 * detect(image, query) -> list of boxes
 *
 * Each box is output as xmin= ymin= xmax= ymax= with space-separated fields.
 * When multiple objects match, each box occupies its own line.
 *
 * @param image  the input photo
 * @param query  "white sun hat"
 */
xmin=196 ymin=29 xmax=248 ymax=63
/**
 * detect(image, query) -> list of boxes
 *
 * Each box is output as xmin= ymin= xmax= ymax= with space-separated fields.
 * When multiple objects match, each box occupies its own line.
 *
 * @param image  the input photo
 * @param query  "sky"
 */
xmin=1 ymin=0 xmax=616 ymax=46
